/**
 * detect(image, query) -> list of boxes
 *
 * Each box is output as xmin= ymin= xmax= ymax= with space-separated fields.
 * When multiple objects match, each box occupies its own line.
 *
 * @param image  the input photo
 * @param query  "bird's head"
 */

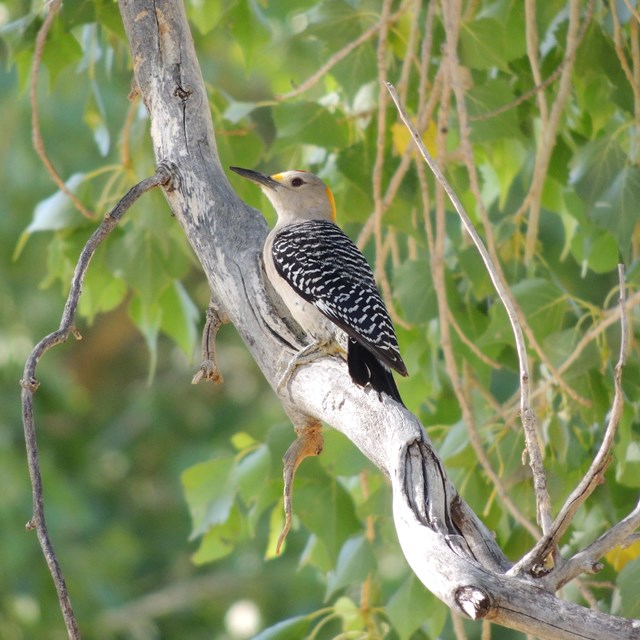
xmin=230 ymin=167 xmax=336 ymax=224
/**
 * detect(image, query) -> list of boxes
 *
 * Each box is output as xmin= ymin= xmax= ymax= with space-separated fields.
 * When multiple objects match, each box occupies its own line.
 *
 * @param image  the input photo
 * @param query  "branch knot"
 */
xmin=454 ymin=585 xmax=493 ymax=620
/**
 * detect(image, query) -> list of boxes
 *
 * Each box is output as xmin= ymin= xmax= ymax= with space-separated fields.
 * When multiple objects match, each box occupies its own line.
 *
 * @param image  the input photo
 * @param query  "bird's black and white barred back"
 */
xmin=271 ymin=220 xmax=407 ymax=403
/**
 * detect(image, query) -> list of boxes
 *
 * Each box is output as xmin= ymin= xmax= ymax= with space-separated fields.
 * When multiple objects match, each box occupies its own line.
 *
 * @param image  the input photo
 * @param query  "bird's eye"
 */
xmin=291 ymin=177 xmax=304 ymax=187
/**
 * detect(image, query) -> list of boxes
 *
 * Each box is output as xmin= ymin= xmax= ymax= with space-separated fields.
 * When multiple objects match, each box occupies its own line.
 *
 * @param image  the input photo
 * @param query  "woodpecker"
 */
xmin=230 ymin=166 xmax=408 ymax=405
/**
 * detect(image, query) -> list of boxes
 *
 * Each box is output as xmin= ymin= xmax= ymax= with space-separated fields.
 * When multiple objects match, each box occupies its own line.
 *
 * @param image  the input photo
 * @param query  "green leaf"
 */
xmin=546 ymin=415 xmax=570 ymax=463
xmin=112 ymin=227 xmax=173 ymax=304
xmin=589 ymin=165 xmax=640 ymax=263
xmin=253 ymin=616 xmax=310 ymax=640
xmin=191 ymin=505 xmax=242 ymax=565
xmin=295 ymin=462 xmax=361 ymax=563
xmin=231 ymin=432 xmax=260 ymax=450
xmin=569 ymin=228 xmax=619 ymax=275
xmin=466 ymin=79 xmax=521 ymax=143
xmin=334 ymin=596 xmax=364 ymax=631
xmin=616 ymin=440 xmax=640 ymax=489
xmin=543 ymin=328 xmax=598 ymax=374
xmin=158 ymin=282 xmax=199 ymax=357
xmin=438 ymin=421 xmax=472 ymax=467
xmin=84 ymin=80 xmax=110 ymax=157
xmin=393 ymin=259 xmax=436 ymax=324
xmin=181 ymin=456 xmax=237 ymax=539
xmin=216 ymin=120 xmax=266 ymax=173
xmin=511 ymin=278 xmax=567 ymax=339
xmin=128 ymin=294 xmax=162 ymax=380
xmin=479 ymin=138 xmax=527 ymax=209
xmin=459 ymin=18 xmax=509 ymax=72
xmin=42 ymin=21 xmax=83 ymax=87
xmin=386 ymin=574 xmax=446 ymax=640
xmin=617 ymin=557 xmax=640 ymax=617
xmin=570 ymin=137 xmax=625 ymax=208
xmin=25 ymin=174 xmax=88 ymax=234
xmin=457 ymin=246 xmax=495 ymax=299
xmin=319 ymin=428 xmax=373 ymax=477
xmin=325 ymin=535 xmax=375 ymax=599
xmin=78 ymin=246 xmax=127 ymax=323
xmin=236 ymin=444 xmax=271 ymax=506
xmin=482 ymin=279 xmax=568 ymax=350
xmin=272 ymin=102 xmax=350 ymax=151
xmin=36 ymin=230 xmax=86 ymax=294
xmin=298 ymin=534 xmax=333 ymax=573
xmin=187 ymin=0 xmax=226 ymax=35
xmin=226 ymin=0 xmax=270 ymax=70
xmin=223 ymin=100 xmax=258 ymax=124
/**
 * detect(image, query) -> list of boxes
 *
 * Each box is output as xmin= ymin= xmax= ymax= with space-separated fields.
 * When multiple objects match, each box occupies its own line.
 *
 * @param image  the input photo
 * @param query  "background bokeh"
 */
xmin=1 ymin=1 xmax=639 ymax=638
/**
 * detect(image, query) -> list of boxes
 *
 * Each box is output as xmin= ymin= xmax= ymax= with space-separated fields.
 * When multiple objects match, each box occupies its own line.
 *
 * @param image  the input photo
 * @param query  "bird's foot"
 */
xmin=276 ymin=341 xmax=345 ymax=394
xmin=276 ymin=420 xmax=324 ymax=554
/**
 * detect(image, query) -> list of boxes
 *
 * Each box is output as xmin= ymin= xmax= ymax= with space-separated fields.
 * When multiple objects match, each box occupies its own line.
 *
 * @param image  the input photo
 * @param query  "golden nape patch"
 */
xmin=325 ymin=186 xmax=337 ymax=222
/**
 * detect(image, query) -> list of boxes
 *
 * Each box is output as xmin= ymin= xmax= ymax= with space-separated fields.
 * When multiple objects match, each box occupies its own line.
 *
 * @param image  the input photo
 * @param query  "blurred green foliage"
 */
xmin=1 ymin=0 xmax=639 ymax=638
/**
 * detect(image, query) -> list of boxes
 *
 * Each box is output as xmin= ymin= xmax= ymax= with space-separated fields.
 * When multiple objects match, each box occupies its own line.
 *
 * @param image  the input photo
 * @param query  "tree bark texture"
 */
xmin=117 ymin=1 xmax=640 ymax=638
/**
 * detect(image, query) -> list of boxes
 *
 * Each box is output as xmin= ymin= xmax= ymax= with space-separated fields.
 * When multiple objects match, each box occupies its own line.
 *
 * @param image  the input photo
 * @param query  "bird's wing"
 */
xmin=271 ymin=220 xmax=407 ymax=376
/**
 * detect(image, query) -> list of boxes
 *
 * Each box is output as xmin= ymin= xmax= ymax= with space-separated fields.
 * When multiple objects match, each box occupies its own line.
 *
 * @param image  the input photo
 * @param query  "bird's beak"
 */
xmin=230 ymin=166 xmax=280 ymax=191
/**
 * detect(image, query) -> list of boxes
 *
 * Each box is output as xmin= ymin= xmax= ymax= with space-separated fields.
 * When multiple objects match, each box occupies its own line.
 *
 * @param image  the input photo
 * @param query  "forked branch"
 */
xmin=512 ymin=265 xmax=631 ymax=579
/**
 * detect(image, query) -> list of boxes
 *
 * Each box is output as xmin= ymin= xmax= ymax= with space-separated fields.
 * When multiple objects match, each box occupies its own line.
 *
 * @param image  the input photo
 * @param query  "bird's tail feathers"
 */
xmin=347 ymin=339 xmax=404 ymax=406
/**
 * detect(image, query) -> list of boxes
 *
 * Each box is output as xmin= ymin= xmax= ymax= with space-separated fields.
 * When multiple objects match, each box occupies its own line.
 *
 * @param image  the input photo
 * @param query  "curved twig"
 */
xmin=276 ymin=5 xmax=407 ymax=101
xmin=20 ymin=168 xmax=170 ymax=639
xmin=30 ymin=0 xmax=95 ymax=220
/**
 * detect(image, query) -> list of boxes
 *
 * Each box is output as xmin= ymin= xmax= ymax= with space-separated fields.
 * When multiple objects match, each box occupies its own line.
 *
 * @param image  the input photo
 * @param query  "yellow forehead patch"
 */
xmin=325 ymin=186 xmax=337 ymax=222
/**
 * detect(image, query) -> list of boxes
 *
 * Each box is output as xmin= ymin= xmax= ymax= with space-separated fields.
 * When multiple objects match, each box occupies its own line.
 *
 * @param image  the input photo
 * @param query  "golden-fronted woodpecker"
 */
xmin=230 ymin=166 xmax=408 ymax=405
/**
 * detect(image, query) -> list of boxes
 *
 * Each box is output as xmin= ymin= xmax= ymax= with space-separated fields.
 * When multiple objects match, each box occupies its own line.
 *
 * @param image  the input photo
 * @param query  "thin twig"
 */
xmin=371 ymin=0 xmax=395 ymax=322
xmin=481 ymin=619 xmax=492 ymax=640
xmin=276 ymin=5 xmax=407 ymax=101
xmin=549 ymin=498 xmax=640 ymax=590
xmin=525 ymin=0 xmax=548 ymax=123
xmin=448 ymin=309 xmax=503 ymax=370
xmin=395 ymin=0 xmax=421 ymax=103
xmin=461 ymin=364 xmax=540 ymax=539
xmin=427 ymin=71 xmax=540 ymax=541
xmin=611 ymin=0 xmax=640 ymax=120
xmin=511 ymin=265 xmax=631 ymax=579
xmin=386 ymin=83 xmax=554 ymax=535
xmin=30 ymin=0 xmax=95 ymax=220
xmin=20 ymin=167 xmax=170 ymax=639
xmin=497 ymin=289 xmax=640 ymax=430
xmin=441 ymin=1 xmax=555 ymax=535
xmin=444 ymin=0 xmax=591 ymax=414
xmin=451 ymin=612 xmax=469 ymax=640
xmin=622 ymin=0 xmax=640 ymax=23
xmin=523 ymin=0 xmax=588 ymax=264
xmin=192 ymin=299 xmax=229 ymax=384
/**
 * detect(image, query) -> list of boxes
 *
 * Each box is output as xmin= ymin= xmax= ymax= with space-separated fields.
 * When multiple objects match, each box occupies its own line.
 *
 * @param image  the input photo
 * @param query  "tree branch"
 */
xmin=511 ymin=265 xmax=631 ymax=578
xmin=20 ymin=168 xmax=170 ymax=639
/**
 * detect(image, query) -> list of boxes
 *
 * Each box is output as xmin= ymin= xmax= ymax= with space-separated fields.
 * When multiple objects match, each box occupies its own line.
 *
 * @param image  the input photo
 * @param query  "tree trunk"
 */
xmin=117 ymin=0 xmax=639 ymax=637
